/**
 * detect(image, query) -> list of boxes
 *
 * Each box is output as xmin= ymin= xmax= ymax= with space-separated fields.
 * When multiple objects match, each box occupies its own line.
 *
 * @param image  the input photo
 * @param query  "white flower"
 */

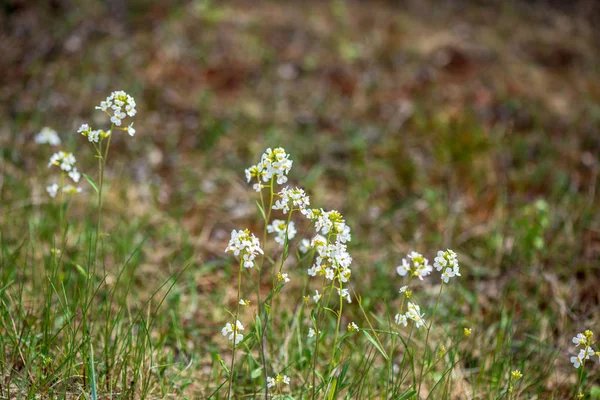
xmin=308 ymin=328 xmax=316 ymax=338
xmin=48 ymin=151 xmax=76 ymax=172
xmin=98 ymin=91 xmax=136 ymax=126
xmin=312 ymin=290 xmax=321 ymax=303
xmin=397 ymin=252 xmax=432 ymax=280
xmin=267 ymin=220 xmax=296 ymax=245
xmin=245 ymin=148 xmax=293 ymax=188
xmin=573 ymin=333 xmax=586 ymax=347
xmin=68 ymin=168 xmax=81 ymax=183
xmin=127 ymin=122 xmax=135 ymax=137
xmin=239 ymin=299 xmax=250 ymax=306
xmin=34 ymin=127 xmax=61 ymax=146
xmin=273 ymin=186 xmax=310 ymax=215
xmin=225 ymin=229 xmax=263 ymax=268
xmin=434 ymin=249 xmax=460 ymax=283
xmin=267 ymin=374 xmax=290 ymax=388
xmin=299 ymin=239 xmax=311 ymax=253
xmin=278 ymin=272 xmax=290 ymax=283
xmin=337 ymin=287 xmax=352 ymax=303
xmin=571 ymin=354 xmax=583 ymax=369
xmin=46 ymin=183 xmax=59 ymax=198
xmin=406 ymin=302 xmax=426 ymax=329
xmin=580 ymin=347 xmax=594 ymax=360
xmin=221 ymin=320 xmax=244 ymax=345
xmin=88 ymin=130 xmax=100 ymax=143
xmin=77 ymin=124 xmax=91 ymax=136
xmin=62 ymin=185 xmax=82 ymax=194
xmin=348 ymin=322 xmax=359 ymax=332
xmin=394 ymin=313 xmax=408 ymax=327
xmin=396 ymin=259 xmax=410 ymax=277
xmin=399 ymin=286 xmax=408 ymax=294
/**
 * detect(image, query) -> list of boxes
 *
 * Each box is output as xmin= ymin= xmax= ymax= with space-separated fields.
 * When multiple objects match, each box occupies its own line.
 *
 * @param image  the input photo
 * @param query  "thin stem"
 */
xmin=417 ymin=281 xmax=444 ymax=397
xmin=227 ymin=259 xmax=244 ymax=399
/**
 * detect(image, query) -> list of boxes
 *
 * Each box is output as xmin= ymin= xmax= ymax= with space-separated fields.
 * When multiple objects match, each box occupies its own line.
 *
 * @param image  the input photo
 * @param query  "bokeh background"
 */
xmin=1 ymin=0 xmax=599 ymax=397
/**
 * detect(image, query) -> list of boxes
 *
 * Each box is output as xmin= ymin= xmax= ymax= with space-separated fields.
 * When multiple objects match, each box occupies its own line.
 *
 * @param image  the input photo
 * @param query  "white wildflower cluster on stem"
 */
xmin=95 ymin=90 xmax=137 ymax=130
xmin=570 ymin=330 xmax=599 ymax=368
xmin=225 ymin=229 xmax=263 ymax=268
xmin=245 ymin=147 xmax=293 ymax=191
xmin=434 ymin=249 xmax=461 ymax=283
xmin=266 ymin=373 xmax=290 ymax=389
xmin=395 ymin=301 xmax=426 ymax=329
xmin=273 ymin=186 xmax=310 ymax=215
xmin=306 ymin=209 xmax=353 ymax=292
xmin=222 ymin=320 xmax=244 ymax=345
xmin=78 ymin=123 xmax=111 ymax=144
xmin=396 ymin=251 xmax=432 ymax=280
xmin=267 ymin=220 xmax=297 ymax=245
xmin=46 ymin=151 xmax=81 ymax=198
xmin=35 ymin=127 xmax=61 ymax=146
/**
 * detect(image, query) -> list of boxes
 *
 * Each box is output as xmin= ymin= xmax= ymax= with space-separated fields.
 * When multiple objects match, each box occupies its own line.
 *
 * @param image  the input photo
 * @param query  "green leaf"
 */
xmin=72 ymin=262 xmax=88 ymax=278
xmin=83 ymin=173 xmax=99 ymax=194
xmin=255 ymin=200 xmax=266 ymax=221
xmin=251 ymin=367 xmax=263 ymax=380
xmin=89 ymin=342 xmax=98 ymax=400
xmin=397 ymin=388 xmax=416 ymax=400
xmin=361 ymin=330 xmax=389 ymax=360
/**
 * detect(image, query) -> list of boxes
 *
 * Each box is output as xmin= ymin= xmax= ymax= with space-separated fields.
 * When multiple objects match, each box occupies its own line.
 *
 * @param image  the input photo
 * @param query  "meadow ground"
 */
xmin=1 ymin=0 xmax=599 ymax=398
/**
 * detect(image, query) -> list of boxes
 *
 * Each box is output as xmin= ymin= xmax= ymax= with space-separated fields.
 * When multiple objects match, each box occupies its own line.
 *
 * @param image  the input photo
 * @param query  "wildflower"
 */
xmin=127 ymin=122 xmax=135 ymax=137
xmin=239 ymin=299 xmax=250 ymax=307
xmin=267 ymin=220 xmax=297 ymax=245
xmin=337 ymin=287 xmax=352 ymax=303
xmin=225 ymin=229 xmax=263 ymax=268
xmin=62 ymin=185 xmax=82 ymax=194
xmin=35 ymin=127 xmax=61 ymax=146
xmin=406 ymin=302 xmax=426 ymax=329
xmin=303 ymin=295 xmax=309 ymax=303
xmin=273 ymin=186 xmax=310 ymax=215
xmin=308 ymin=328 xmax=317 ymax=338
xmin=267 ymin=374 xmax=290 ymax=388
xmin=277 ymin=272 xmax=290 ymax=283
xmin=571 ymin=353 xmax=584 ymax=369
xmin=577 ymin=393 xmax=584 ymax=400
xmin=309 ymin=209 xmax=351 ymax=243
xmin=434 ymin=249 xmax=460 ymax=282
xmin=48 ymin=152 xmax=76 ymax=172
xmin=464 ymin=328 xmax=472 ymax=337
xmin=438 ymin=345 xmax=446 ymax=359
xmin=573 ymin=333 xmax=586 ymax=347
xmin=245 ymin=147 xmax=293 ymax=188
xmin=394 ymin=313 xmax=408 ymax=327
xmin=221 ymin=320 xmax=244 ymax=345
xmin=397 ymin=251 xmax=432 ymax=280
xmin=46 ymin=184 xmax=59 ymax=198
xmin=511 ymin=370 xmax=523 ymax=381
xmin=348 ymin=322 xmax=359 ymax=332
xmin=68 ymin=168 xmax=81 ymax=183
xmin=399 ymin=286 xmax=408 ymax=294
xmin=96 ymin=91 xmax=137 ymax=127
xmin=312 ymin=290 xmax=321 ymax=303
xmin=299 ymin=239 xmax=311 ymax=253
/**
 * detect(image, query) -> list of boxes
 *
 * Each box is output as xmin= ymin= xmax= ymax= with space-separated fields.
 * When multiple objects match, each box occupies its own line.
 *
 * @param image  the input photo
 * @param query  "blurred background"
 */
xmin=1 ymin=0 xmax=599 ymax=396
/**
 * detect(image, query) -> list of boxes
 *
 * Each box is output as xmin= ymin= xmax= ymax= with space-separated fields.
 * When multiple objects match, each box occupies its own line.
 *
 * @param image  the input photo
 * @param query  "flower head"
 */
xmin=96 ymin=90 xmax=137 ymax=127
xmin=46 ymin=183 xmax=59 ymax=198
xmin=511 ymin=370 xmax=523 ymax=381
xmin=221 ymin=320 xmax=244 ymax=345
xmin=273 ymin=186 xmax=310 ymax=215
xmin=267 ymin=374 xmax=290 ymax=388
xmin=245 ymin=148 xmax=292 ymax=189
xmin=397 ymin=251 xmax=432 ymax=280
xmin=267 ymin=220 xmax=297 ymax=245
xmin=35 ymin=127 xmax=61 ymax=146
xmin=405 ymin=302 xmax=426 ymax=329
xmin=348 ymin=322 xmax=359 ymax=332
xmin=434 ymin=249 xmax=460 ymax=283
xmin=394 ymin=313 xmax=408 ymax=327
xmin=225 ymin=229 xmax=263 ymax=268
xmin=48 ymin=151 xmax=76 ymax=172
xmin=277 ymin=272 xmax=290 ymax=284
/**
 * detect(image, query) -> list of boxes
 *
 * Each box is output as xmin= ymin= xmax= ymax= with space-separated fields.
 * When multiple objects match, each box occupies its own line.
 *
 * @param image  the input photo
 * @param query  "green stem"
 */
xmin=417 ymin=281 xmax=444 ymax=397
xmin=227 ymin=259 xmax=244 ymax=399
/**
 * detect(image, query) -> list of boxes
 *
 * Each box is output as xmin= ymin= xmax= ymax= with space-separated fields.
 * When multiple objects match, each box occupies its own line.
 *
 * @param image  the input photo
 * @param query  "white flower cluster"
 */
xmin=396 ymin=251 xmax=432 ymax=281
xmin=267 ymin=220 xmax=297 ymax=245
xmin=78 ymin=123 xmax=111 ymax=144
xmin=305 ymin=210 xmax=353 ymax=302
xmin=273 ymin=186 xmax=310 ymax=215
xmin=95 ymin=90 xmax=137 ymax=130
xmin=222 ymin=320 xmax=244 ymax=345
xmin=34 ymin=127 xmax=61 ymax=146
xmin=245 ymin=147 xmax=293 ymax=191
xmin=46 ymin=152 xmax=82 ymax=198
xmin=434 ymin=249 xmax=461 ymax=283
xmin=395 ymin=302 xmax=426 ymax=329
xmin=267 ymin=374 xmax=290 ymax=388
xmin=570 ymin=330 xmax=599 ymax=368
xmin=225 ymin=229 xmax=263 ymax=268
